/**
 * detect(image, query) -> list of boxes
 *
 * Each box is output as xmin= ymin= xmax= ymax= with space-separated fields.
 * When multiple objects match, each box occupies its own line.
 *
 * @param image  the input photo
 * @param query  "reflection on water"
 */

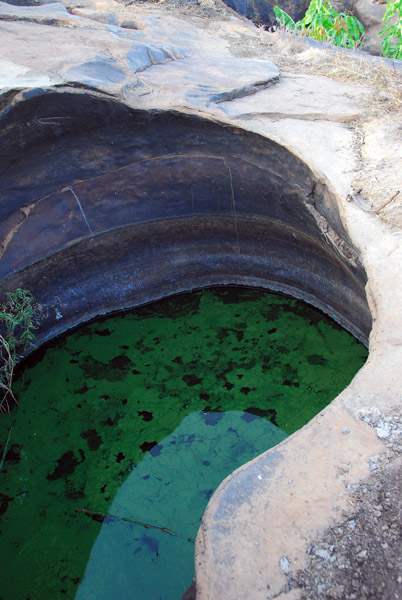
xmin=75 ymin=411 xmax=287 ymax=600
xmin=0 ymin=288 xmax=367 ymax=600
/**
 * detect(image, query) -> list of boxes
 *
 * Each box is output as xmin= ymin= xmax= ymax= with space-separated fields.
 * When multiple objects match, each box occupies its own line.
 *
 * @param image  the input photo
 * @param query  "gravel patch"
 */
xmin=285 ymin=410 xmax=402 ymax=599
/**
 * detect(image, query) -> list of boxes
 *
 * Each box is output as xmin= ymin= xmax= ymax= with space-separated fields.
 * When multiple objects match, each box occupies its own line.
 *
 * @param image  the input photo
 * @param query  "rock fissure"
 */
xmin=231 ymin=111 xmax=362 ymax=122
xmin=304 ymin=203 xmax=359 ymax=266
xmin=211 ymin=76 xmax=280 ymax=103
xmin=0 ymin=202 xmax=34 ymax=260
xmin=70 ymin=188 xmax=94 ymax=237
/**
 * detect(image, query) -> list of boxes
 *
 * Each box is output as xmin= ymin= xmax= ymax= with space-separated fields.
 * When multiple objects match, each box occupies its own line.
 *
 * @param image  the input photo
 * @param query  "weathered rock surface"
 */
xmin=354 ymin=0 xmax=389 ymax=54
xmin=0 ymin=1 xmax=401 ymax=600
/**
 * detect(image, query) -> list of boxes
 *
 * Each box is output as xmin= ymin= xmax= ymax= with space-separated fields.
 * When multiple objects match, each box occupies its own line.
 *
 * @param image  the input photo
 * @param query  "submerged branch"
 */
xmin=0 ymin=421 xmax=14 ymax=472
xmin=76 ymin=507 xmax=195 ymax=543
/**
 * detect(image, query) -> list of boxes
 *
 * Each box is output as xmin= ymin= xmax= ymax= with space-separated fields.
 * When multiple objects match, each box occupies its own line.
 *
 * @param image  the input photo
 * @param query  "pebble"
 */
xmin=376 ymin=426 xmax=390 ymax=439
xmin=279 ymin=556 xmax=290 ymax=574
xmin=314 ymin=548 xmax=331 ymax=561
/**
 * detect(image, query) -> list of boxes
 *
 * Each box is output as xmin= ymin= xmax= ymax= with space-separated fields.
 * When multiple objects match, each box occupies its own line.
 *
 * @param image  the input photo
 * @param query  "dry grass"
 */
xmin=257 ymin=31 xmax=402 ymax=111
xmin=312 ymin=52 xmax=402 ymax=113
xmin=227 ymin=26 xmax=402 ymax=112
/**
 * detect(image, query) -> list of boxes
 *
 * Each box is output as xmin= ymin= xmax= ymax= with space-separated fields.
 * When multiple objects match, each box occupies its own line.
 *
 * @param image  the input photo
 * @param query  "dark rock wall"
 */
xmin=0 ymin=88 xmax=371 ymax=349
xmin=222 ymin=0 xmax=310 ymax=26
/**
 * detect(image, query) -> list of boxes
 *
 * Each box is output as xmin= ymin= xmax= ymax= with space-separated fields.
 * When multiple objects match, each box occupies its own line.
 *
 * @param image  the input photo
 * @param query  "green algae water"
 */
xmin=0 ymin=287 xmax=367 ymax=600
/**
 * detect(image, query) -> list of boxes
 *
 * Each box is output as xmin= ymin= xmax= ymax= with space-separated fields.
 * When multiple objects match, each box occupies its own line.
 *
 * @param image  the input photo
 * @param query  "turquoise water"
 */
xmin=0 ymin=288 xmax=367 ymax=599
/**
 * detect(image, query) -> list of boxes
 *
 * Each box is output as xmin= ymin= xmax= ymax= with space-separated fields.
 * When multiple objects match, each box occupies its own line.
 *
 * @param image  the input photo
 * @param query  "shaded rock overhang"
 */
xmin=0 ymin=87 xmax=371 ymax=348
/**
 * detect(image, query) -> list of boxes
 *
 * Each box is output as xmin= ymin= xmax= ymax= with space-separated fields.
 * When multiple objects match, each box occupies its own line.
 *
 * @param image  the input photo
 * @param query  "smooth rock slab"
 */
xmin=66 ymin=59 xmax=126 ymax=86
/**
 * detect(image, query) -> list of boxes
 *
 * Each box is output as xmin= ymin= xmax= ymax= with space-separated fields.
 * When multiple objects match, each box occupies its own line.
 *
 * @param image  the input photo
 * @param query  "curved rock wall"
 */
xmin=0 ymin=88 xmax=370 ymax=349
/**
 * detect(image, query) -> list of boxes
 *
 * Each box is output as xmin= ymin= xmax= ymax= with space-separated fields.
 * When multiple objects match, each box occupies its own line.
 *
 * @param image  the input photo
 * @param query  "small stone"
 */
xmin=279 ymin=556 xmax=290 ymax=574
xmin=314 ymin=548 xmax=331 ymax=560
xmin=357 ymin=550 xmax=367 ymax=558
xmin=342 ymin=428 xmax=350 ymax=435
xmin=376 ymin=426 xmax=390 ymax=439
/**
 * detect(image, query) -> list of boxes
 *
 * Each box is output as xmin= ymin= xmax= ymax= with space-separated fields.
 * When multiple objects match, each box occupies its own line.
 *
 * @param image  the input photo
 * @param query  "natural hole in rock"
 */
xmin=0 ymin=286 xmax=368 ymax=600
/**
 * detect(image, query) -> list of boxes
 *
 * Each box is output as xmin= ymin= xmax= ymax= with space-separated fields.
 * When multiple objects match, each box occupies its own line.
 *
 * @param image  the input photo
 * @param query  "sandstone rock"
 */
xmin=126 ymin=43 xmax=184 ymax=73
xmin=66 ymin=59 xmax=126 ymax=87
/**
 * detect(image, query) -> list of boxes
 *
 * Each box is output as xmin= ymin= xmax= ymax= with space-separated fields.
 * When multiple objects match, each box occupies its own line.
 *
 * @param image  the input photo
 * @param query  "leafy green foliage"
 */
xmin=0 ymin=289 xmax=42 ymax=412
xmin=379 ymin=0 xmax=402 ymax=59
xmin=274 ymin=0 xmax=365 ymax=49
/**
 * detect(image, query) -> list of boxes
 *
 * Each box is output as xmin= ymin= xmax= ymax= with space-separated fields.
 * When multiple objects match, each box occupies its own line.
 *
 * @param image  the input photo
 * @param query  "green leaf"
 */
xmin=276 ymin=0 xmax=364 ymax=49
xmin=274 ymin=6 xmax=297 ymax=30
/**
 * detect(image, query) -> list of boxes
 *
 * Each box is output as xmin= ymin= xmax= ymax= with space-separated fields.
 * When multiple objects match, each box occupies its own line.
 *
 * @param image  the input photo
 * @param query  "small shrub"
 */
xmin=379 ymin=0 xmax=402 ymax=59
xmin=274 ymin=0 xmax=365 ymax=50
xmin=0 ymin=289 xmax=42 ymax=412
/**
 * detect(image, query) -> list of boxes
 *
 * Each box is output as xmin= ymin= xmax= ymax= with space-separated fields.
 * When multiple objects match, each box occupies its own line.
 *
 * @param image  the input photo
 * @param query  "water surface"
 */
xmin=0 ymin=288 xmax=368 ymax=599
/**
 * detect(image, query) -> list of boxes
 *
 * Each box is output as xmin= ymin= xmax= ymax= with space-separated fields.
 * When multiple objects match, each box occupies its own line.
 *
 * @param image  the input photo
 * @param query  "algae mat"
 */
xmin=0 ymin=288 xmax=367 ymax=600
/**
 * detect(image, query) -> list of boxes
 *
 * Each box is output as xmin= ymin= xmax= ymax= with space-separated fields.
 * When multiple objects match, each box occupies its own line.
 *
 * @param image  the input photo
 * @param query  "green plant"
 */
xmin=0 ymin=289 xmax=42 ymax=412
xmin=379 ymin=0 xmax=402 ymax=59
xmin=274 ymin=0 xmax=365 ymax=49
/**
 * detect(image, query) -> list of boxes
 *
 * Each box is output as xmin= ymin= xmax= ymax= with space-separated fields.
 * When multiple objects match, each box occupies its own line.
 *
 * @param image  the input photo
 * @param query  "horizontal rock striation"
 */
xmin=0 ymin=87 xmax=370 ymax=350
